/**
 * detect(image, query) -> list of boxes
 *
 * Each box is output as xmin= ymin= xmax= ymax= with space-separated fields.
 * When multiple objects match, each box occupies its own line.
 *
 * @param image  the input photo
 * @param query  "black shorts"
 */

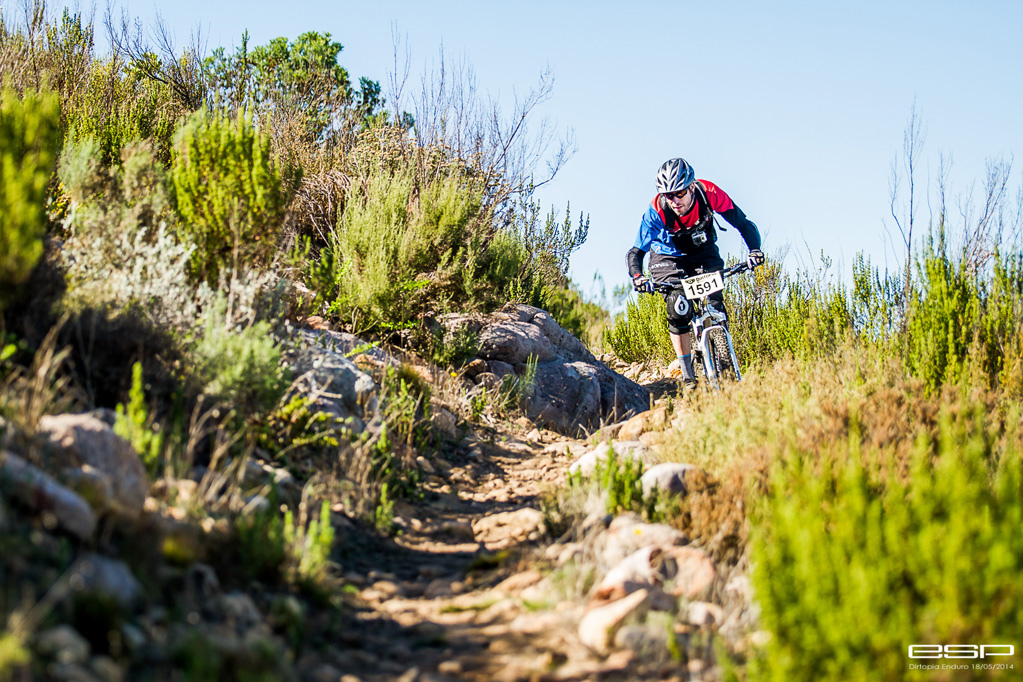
xmin=648 ymin=250 xmax=725 ymax=283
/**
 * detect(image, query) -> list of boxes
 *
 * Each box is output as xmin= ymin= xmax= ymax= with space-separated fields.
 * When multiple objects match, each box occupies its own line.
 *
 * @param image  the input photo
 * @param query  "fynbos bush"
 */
xmin=0 ymin=88 xmax=61 ymax=308
xmin=751 ymin=403 xmax=1023 ymax=682
xmin=603 ymin=291 xmax=674 ymax=364
xmin=170 ymin=109 xmax=298 ymax=283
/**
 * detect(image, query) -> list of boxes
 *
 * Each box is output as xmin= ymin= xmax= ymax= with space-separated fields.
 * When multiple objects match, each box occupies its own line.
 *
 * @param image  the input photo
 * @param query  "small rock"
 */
xmin=60 ymin=466 xmax=114 ymax=511
xmin=243 ymin=494 xmax=273 ymax=516
xmin=578 ymin=589 xmax=651 ymax=654
xmin=39 ymin=413 xmax=147 ymax=517
xmin=89 ymin=656 xmax=124 ymax=682
xmin=594 ymin=546 xmax=663 ymax=600
xmin=215 ymin=592 xmax=263 ymax=630
xmin=494 ymin=570 xmax=543 ymax=593
xmin=602 ymin=514 xmax=688 ymax=566
xmin=568 ymin=441 xmax=652 ymax=476
xmin=472 ymin=508 xmax=545 ymax=546
xmin=464 ymin=358 xmax=488 ymax=378
xmin=310 ymin=664 xmax=343 ymax=682
xmin=423 ymin=579 xmax=452 ymax=599
xmin=437 ymin=519 xmax=475 ymax=542
xmin=640 ymin=463 xmax=700 ymax=498
xmin=0 ymin=452 xmax=96 ymax=539
xmin=74 ymin=554 xmax=143 ymax=612
xmin=438 ymin=660 xmax=462 ymax=675
xmin=688 ymin=601 xmax=725 ymax=627
xmin=665 ymin=547 xmax=716 ymax=600
xmin=36 ymin=625 xmax=90 ymax=664
xmin=370 ymin=580 xmax=404 ymax=599
xmin=614 ymin=623 xmax=669 ymax=655
xmin=474 ymin=372 xmax=501 ymax=389
xmin=487 ymin=360 xmax=516 ymax=379
xmin=617 ymin=406 xmax=669 ymax=441
xmin=430 ymin=408 xmax=458 ymax=438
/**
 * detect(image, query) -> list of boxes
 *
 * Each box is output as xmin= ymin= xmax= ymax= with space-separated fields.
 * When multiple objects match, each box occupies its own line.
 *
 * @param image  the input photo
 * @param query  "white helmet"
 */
xmin=656 ymin=158 xmax=695 ymax=195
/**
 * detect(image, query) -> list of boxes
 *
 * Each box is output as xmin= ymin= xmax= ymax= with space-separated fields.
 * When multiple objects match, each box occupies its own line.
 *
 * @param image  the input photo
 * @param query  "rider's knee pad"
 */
xmin=664 ymin=289 xmax=692 ymax=334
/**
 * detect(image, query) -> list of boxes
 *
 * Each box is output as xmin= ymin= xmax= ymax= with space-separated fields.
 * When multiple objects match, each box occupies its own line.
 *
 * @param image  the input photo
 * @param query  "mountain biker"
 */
xmin=626 ymin=157 xmax=764 ymax=387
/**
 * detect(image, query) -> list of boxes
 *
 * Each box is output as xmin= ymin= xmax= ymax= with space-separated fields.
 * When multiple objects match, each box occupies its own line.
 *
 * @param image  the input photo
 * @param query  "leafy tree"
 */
xmin=204 ymin=30 xmax=382 ymax=143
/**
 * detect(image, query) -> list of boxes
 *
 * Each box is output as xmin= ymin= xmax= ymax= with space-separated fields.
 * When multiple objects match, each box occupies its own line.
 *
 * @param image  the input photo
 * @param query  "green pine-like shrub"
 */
xmin=0 ymin=88 xmax=61 ymax=308
xmin=170 ymin=108 xmax=298 ymax=283
xmin=603 ymin=292 xmax=675 ymax=364
xmin=751 ymin=403 xmax=1023 ymax=682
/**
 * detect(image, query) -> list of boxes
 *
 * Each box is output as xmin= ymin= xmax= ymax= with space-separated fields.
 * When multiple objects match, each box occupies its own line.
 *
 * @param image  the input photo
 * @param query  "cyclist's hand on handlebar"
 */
xmin=632 ymin=274 xmax=654 ymax=293
xmin=747 ymin=249 xmax=765 ymax=269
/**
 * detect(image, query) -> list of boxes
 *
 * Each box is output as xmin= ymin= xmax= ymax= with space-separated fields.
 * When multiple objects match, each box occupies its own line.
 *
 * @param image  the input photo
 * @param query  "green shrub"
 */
xmin=904 ymin=231 xmax=1023 ymax=394
xmin=566 ymin=446 xmax=665 ymax=521
xmin=0 ymin=631 xmax=29 ymax=680
xmin=192 ymin=296 xmax=289 ymax=420
xmin=603 ymin=292 xmax=674 ymax=364
xmin=727 ymin=257 xmax=854 ymax=367
xmin=751 ymin=404 xmax=1023 ymax=681
xmin=904 ymin=233 xmax=980 ymax=392
xmin=310 ymin=135 xmax=588 ymax=334
xmin=545 ymin=282 xmax=609 ymax=349
xmin=283 ymin=499 xmax=335 ymax=593
xmin=63 ymin=54 xmax=183 ymax=165
xmin=0 ymin=88 xmax=61 ymax=308
xmin=170 ymin=108 xmax=297 ymax=283
xmin=323 ymin=164 xmax=487 ymax=331
xmin=235 ymin=502 xmax=287 ymax=582
xmin=114 ymin=361 xmax=164 ymax=475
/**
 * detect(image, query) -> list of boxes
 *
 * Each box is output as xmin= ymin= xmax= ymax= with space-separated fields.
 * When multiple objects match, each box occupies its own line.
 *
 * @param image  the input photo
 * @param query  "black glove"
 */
xmin=747 ymin=249 xmax=765 ymax=269
xmin=632 ymin=274 xmax=654 ymax=293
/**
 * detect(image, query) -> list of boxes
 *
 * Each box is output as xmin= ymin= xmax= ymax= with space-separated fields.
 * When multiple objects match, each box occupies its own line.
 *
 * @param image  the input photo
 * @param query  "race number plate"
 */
xmin=681 ymin=271 xmax=724 ymax=299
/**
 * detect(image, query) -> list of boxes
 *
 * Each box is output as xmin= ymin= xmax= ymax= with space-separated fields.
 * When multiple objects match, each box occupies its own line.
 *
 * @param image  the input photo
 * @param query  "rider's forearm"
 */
xmin=626 ymin=247 xmax=646 ymax=278
xmin=718 ymin=204 xmax=762 ymax=251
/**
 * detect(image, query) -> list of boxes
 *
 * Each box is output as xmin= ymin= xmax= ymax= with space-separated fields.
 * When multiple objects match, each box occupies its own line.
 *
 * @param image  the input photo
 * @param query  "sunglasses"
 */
xmin=664 ymin=187 xmax=692 ymax=202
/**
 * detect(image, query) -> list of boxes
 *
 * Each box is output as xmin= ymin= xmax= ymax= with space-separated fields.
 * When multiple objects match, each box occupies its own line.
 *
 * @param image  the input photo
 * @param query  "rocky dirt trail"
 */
xmin=318 ymin=399 xmax=712 ymax=682
xmin=321 ymin=422 xmax=600 ymax=682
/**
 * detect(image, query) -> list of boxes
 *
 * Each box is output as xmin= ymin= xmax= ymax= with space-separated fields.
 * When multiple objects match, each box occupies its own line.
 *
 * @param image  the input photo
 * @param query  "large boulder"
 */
xmin=284 ymin=330 xmax=383 ymax=434
xmin=444 ymin=305 xmax=649 ymax=435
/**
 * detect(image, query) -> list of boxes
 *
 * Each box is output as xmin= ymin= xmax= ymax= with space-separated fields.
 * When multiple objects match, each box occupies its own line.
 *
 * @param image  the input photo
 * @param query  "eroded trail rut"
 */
xmin=324 ymin=425 xmax=663 ymax=682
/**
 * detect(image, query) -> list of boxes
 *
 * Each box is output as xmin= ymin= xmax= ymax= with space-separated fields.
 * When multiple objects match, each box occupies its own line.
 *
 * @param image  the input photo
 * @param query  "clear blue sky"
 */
xmin=44 ymin=0 xmax=1023 ymax=298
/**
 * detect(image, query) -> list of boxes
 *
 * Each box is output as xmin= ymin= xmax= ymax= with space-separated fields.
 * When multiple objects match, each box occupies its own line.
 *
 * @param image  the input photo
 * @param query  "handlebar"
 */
xmin=646 ymin=262 xmax=752 ymax=293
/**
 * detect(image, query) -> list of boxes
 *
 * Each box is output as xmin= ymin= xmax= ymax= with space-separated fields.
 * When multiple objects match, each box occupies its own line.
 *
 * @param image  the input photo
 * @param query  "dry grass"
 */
xmin=650 ymin=341 xmax=1018 ymax=568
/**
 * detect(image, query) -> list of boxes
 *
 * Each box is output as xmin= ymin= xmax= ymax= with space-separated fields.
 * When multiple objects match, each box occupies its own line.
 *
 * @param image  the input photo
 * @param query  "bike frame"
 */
xmin=652 ymin=262 xmax=750 ymax=389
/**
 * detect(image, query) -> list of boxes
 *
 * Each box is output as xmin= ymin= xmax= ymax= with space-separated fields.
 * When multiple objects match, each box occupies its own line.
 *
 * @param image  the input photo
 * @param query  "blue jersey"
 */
xmin=630 ymin=179 xmax=761 ymax=261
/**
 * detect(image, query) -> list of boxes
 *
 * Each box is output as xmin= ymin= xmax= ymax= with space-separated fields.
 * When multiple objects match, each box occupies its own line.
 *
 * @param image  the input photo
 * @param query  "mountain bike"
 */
xmin=650 ymin=262 xmax=752 ymax=389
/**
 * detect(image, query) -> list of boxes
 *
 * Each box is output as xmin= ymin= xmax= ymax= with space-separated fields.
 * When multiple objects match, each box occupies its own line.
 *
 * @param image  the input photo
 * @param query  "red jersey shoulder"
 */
xmin=697 ymin=179 xmax=735 ymax=213
xmin=650 ymin=194 xmax=668 ymax=225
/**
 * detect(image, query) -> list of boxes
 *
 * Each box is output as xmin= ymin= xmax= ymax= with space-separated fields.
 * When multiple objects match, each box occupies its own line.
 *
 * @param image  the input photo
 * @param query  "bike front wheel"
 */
xmin=706 ymin=328 xmax=740 ymax=384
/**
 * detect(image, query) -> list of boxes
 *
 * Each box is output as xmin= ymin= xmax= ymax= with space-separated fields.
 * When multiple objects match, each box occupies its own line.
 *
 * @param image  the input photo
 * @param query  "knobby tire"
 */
xmin=707 ymin=328 xmax=738 ymax=384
